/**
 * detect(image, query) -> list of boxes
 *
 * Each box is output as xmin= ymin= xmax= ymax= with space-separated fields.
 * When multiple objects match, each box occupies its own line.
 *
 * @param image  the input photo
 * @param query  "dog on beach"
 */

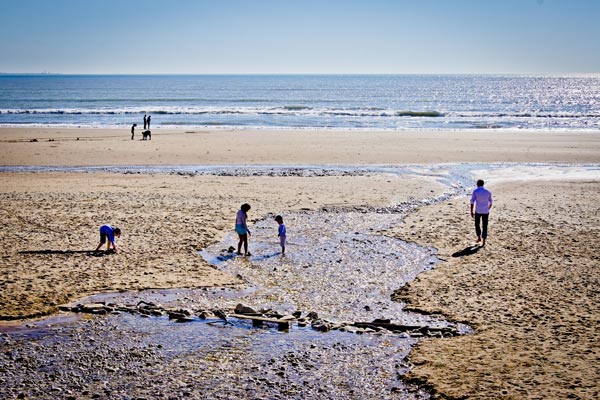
xmin=142 ymin=130 xmax=151 ymax=140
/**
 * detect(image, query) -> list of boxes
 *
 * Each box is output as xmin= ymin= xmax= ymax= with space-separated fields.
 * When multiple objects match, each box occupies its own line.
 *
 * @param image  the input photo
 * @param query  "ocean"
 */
xmin=0 ymin=74 xmax=599 ymax=130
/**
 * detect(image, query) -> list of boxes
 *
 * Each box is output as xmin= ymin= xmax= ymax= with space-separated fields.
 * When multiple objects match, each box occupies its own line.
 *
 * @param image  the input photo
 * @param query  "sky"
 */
xmin=0 ymin=0 xmax=599 ymax=74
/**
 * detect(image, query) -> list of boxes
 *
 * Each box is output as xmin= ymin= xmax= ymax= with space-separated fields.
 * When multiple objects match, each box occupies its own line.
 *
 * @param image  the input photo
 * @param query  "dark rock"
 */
xmin=81 ymin=303 xmax=110 ymax=314
xmin=197 ymin=311 xmax=208 ymax=319
xmin=311 ymin=320 xmax=331 ymax=332
xmin=214 ymin=309 xmax=228 ymax=321
xmin=167 ymin=308 xmax=192 ymax=319
xmin=234 ymin=303 xmax=257 ymax=315
xmin=167 ymin=312 xmax=184 ymax=320
xmin=372 ymin=318 xmax=390 ymax=324
xmin=306 ymin=311 xmax=319 ymax=320
xmin=179 ymin=308 xmax=193 ymax=316
xmin=137 ymin=300 xmax=158 ymax=308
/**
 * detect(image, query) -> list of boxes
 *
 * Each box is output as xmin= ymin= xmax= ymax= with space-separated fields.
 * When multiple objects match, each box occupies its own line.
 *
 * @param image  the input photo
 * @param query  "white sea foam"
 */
xmin=0 ymin=106 xmax=446 ymax=117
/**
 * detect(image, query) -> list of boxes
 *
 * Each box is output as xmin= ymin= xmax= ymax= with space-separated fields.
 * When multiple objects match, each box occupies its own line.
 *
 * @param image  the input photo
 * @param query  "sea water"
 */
xmin=1 ymin=74 xmax=599 ymax=130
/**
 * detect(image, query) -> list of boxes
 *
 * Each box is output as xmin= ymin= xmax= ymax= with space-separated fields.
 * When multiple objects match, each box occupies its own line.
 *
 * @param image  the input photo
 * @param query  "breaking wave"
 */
xmin=0 ymin=106 xmax=446 ymax=118
xmin=3 ymin=107 xmax=600 ymax=120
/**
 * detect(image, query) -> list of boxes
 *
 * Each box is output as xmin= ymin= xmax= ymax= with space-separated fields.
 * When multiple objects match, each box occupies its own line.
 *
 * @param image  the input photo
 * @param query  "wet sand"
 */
xmin=1 ymin=127 xmax=600 ymax=399
xmin=2 ymin=127 xmax=600 ymax=165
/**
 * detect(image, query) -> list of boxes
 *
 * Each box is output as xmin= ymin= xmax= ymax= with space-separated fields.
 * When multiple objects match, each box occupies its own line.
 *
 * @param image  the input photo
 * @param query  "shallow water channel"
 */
xmin=1 ymin=164 xmax=486 ymax=399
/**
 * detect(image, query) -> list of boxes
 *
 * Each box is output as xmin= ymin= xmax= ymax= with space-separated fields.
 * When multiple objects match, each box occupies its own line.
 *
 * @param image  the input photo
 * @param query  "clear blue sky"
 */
xmin=1 ymin=0 xmax=599 ymax=74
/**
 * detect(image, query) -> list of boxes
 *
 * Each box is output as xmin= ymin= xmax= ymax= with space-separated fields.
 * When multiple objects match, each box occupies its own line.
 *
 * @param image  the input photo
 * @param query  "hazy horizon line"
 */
xmin=2 ymin=71 xmax=600 ymax=77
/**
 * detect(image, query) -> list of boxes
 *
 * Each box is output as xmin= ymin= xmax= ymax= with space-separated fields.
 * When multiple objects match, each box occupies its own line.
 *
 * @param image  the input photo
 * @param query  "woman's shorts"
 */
xmin=235 ymin=224 xmax=247 ymax=235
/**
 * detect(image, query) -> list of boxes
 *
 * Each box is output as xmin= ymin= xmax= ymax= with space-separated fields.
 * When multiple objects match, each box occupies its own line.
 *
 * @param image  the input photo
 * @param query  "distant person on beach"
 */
xmin=470 ymin=179 xmax=493 ymax=246
xmin=131 ymin=123 xmax=137 ymax=140
xmin=95 ymin=224 xmax=121 ymax=253
xmin=235 ymin=203 xmax=251 ymax=256
xmin=143 ymin=114 xmax=147 ymax=130
xmin=275 ymin=215 xmax=286 ymax=255
xmin=147 ymin=115 xmax=151 ymax=129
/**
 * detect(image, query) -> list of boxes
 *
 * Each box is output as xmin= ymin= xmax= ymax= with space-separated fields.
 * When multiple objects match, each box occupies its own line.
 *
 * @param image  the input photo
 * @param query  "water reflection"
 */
xmin=200 ymin=210 xmax=445 ymax=327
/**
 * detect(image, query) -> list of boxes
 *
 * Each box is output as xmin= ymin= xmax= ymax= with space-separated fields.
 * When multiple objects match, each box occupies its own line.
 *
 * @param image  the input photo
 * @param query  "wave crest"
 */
xmin=2 ymin=108 xmax=599 ymax=121
xmin=0 ymin=106 xmax=447 ymax=118
xmin=395 ymin=110 xmax=443 ymax=117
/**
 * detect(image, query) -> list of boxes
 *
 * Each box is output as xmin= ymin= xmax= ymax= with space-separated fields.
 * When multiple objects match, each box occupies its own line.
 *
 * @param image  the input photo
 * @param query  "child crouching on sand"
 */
xmin=275 ymin=215 xmax=286 ymax=255
xmin=95 ymin=224 xmax=121 ymax=253
xmin=236 ymin=203 xmax=251 ymax=256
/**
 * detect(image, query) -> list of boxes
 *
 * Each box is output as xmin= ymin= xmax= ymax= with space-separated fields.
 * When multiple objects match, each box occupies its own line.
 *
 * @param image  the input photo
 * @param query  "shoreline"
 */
xmin=2 ymin=123 xmax=598 ymax=132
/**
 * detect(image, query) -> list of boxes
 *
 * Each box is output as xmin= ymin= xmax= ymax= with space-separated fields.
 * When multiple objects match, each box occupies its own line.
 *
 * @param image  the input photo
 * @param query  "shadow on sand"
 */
xmin=452 ymin=245 xmax=482 ymax=258
xmin=18 ymin=249 xmax=114 ymax=257
xmin=250 ymin=252 xmax=282 ymax=261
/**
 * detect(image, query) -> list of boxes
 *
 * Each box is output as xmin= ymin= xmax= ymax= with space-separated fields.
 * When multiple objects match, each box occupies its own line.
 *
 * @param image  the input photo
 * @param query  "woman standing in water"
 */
xmin=235 ymin=203 xmax=252 ymax=256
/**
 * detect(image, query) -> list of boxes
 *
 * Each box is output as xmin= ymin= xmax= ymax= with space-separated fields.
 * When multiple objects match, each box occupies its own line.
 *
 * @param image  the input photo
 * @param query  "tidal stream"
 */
xmin=5 ymin=163 xmax=560 ymax=399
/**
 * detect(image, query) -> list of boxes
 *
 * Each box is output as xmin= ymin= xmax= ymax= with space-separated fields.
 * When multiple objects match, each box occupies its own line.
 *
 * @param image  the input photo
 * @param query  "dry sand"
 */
xmin=1 ymin=127 xmax=599 ymax=399
xmin=1 ymin=127 xmax=600 ymax=165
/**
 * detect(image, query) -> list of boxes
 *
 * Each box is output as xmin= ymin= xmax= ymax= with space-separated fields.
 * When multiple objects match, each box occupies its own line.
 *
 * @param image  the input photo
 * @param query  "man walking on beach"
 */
xmin=470 ymin=179 xmax=493 ymax=246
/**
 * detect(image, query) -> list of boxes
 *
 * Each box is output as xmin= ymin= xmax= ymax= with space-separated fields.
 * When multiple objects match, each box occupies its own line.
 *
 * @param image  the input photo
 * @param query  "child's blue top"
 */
xmin=100 ymin=224 xmax=116 ymax=244
xmin=278 ymin=224 xmax=287 ymax=237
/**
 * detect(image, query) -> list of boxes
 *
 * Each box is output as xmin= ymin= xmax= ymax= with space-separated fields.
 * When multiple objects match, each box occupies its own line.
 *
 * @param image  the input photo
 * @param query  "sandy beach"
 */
xmin=1 ymin=127 xmax=599 ymax=399
xmin=2 ymin=127 xmax=600 ymax=165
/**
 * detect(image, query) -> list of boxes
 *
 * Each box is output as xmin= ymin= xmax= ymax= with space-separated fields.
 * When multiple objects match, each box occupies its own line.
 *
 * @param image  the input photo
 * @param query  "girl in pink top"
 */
xmin=235 ymin=203 xmax=251 ymax=255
